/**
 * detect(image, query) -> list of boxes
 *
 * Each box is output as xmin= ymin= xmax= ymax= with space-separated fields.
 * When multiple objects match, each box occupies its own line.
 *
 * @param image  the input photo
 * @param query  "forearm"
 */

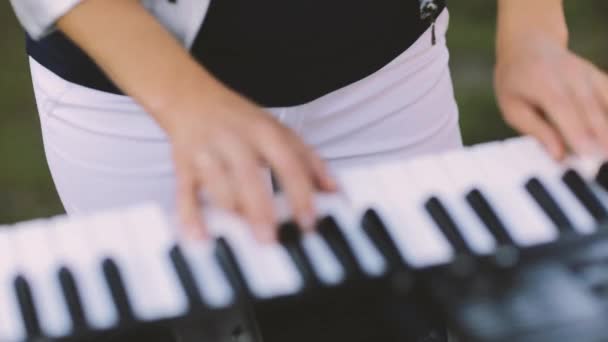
xmin=497 ymin=0 xmax=568 ymax=61
xmin=57 ymin=0 xmax=231 ymax=134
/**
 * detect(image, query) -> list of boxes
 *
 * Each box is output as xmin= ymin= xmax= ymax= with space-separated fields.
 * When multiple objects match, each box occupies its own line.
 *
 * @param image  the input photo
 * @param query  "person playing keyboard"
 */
xmin=8 ymin=0 xmax=608 ymax=341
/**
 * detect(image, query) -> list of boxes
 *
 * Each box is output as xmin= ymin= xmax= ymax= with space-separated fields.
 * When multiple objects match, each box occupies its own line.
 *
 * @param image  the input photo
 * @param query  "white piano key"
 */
xmin=207 ymin=209 xmax=303 ymax=299
xmin=565 ymin=154 xmax=604 ymax=180
xmin=336 ymin=166 xmax=381 ymax=210
xmin=315 ymin=195 xmax=386 ymax=277
xmin=437 ymin=149 xmax=481 ymax=194
xmin=207 ymin=211 xmax=267 ymax=297
xmin=471 ymin=142 xmax=559 ymax=244
xmin=51 ymin=216 xmax=118 ymax=329
xmin=337 ymin=166 xmax=410 ymax=264
xmin=340 ymin=164 xmax=453 ymax=268
xmin=12 ymin=220 xmax=73 ymax=337
xmin=589 ymin=183 xmax=608 ymax=213
xmin=122 ymin=204 xmax=189 ymax=318
xmin=178 ymin=239 xmax=234 ymax=308
xmin=86 ymin=210 xmax=173 ymax=321
xmin=337 ymin=166 xmax=414 ymax=267
xmin=504 ymin=137 xmax=596 ymax=234
xmin=401 ymin=157 xmax=496 ymax=255
xmin=300 ymin=232 xmax=344 ymax=285
xmin=571 ymin=156 xmax=608 ymax=214
xmin=441 ymin=146 xmax=550 ymax=247
xmin=0 ymin=230 xmax=26 ymax=342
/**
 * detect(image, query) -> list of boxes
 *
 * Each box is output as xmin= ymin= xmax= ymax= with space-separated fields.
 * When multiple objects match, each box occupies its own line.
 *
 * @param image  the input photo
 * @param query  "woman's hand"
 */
xmin=168 ymin=91 xmax=336 ymax=242
xmin=495 ymin=0 xmax=608 ymax=159
xmin=495 ymin=35 xmax=608 ymax=159
xmin=58 ymin=0 xmax=336 ymax=241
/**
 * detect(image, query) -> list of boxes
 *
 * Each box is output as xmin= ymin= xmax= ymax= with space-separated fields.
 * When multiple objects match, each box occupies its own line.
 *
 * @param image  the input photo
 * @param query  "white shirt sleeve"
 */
xmin=9 ymin=0 xmax=83 ymax=40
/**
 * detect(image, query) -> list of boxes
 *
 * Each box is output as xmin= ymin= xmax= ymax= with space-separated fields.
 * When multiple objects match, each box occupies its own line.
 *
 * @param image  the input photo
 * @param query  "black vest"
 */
xmin=27 ymin=0 xmax=445 ymax=107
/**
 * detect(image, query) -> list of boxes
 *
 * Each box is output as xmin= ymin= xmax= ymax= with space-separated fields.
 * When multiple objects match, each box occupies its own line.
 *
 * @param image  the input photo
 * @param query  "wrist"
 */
xmin=147 ymin=66 xmax=230 ymax=135
xmin=496 ymin=0 xmax=568 ymax=63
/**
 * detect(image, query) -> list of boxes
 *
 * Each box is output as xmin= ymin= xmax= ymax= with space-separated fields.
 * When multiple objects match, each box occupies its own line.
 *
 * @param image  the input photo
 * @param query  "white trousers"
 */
xmin=30 ymin=10 xmax=461 ymax=215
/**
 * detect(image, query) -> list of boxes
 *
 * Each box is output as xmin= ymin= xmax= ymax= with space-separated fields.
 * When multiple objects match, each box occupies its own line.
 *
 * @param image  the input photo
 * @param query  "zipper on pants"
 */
xmin=419 ymin=0 xmax=441 ymax=46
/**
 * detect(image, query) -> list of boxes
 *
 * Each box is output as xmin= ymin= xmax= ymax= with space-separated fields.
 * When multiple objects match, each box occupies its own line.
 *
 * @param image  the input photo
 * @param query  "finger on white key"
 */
xmin=454 ymin=144 xmax=556 ymax=246
xmin=122 ymin=205 xmax=188 ymax=318
xmin=51 ymin=217 xmax=118 ymax=330
xmin=0 ymin=230 xmax=26 ymax=342
xmin=178 ymin=239 xmax=234 ymax=308
xmin=13 ymin=221 xmax=72 ymax=338
xmin=401 ymin=157 xmax=496 ymax=255
xmin=370 ymin=162 xmax=453 ymax=267
xmin=505 ymin=138 xmax=596 ymax=234
xmin=315 ymin=195 xmax=386 ymax=277
xmin=208 ymin=209 xmax=303 ymax=299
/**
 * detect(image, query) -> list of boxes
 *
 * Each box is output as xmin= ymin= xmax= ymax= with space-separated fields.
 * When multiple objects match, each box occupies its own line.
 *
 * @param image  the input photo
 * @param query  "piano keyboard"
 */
xmin=2 ymin=135 xmax=608 ymax=342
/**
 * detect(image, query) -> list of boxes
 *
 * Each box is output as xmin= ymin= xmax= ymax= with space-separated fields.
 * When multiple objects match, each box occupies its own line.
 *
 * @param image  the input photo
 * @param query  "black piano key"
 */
xmin=278 ymin=222 xmax=321 ymax=289
xmin=425 ymin=197 xmax=473 ymax=254
xmin=362 ymin=209 xmax=409 ymax=271
xmin=596 ymin=162 xmax=608 ymax=192
xmin=215 ymin=237 xmax=252 ymax=300
xmin=102 ymin=258 xmax=135 ymax=323
xmin=562 ymin=169 xmax=608 ymax=222
xmin=317 ymin=216 xmax=363 ymax=279
xmin=525 ymin=177 xmax=576 ymax=233
xmin=169 ymin=245 xmax=205 ymax=309
xmin=58 ymin=267 xmax=87 ymax=330
xmin=466 ymin=189 xmax=521 ymax=269
xmin=14 ymin=275 xmax=41 ymax=338
xmin=466 ymin=189 xmax=515 ymax=245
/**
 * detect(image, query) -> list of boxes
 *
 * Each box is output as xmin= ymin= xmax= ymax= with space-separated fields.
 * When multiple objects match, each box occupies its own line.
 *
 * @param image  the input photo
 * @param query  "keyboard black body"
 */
xmin=422 ymin=227 xmax=608 ymax=342
xmin=252 ymin=225 xmax=608 ymax=342
xmin=54 ymin=276 xmax=438 ymax=342
xmin=52 ymin=228 xmax=608 ymax=342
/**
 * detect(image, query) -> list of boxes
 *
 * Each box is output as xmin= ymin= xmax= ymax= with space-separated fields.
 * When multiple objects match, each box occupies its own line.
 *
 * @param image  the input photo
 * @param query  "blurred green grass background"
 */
xmin=0 ymin=1 xmax=607 ymax=223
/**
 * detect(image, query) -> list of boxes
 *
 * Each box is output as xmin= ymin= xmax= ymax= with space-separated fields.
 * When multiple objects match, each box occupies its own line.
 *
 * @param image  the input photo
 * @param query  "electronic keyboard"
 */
xmin=2 ymin=136 xmax=608 ymax=342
